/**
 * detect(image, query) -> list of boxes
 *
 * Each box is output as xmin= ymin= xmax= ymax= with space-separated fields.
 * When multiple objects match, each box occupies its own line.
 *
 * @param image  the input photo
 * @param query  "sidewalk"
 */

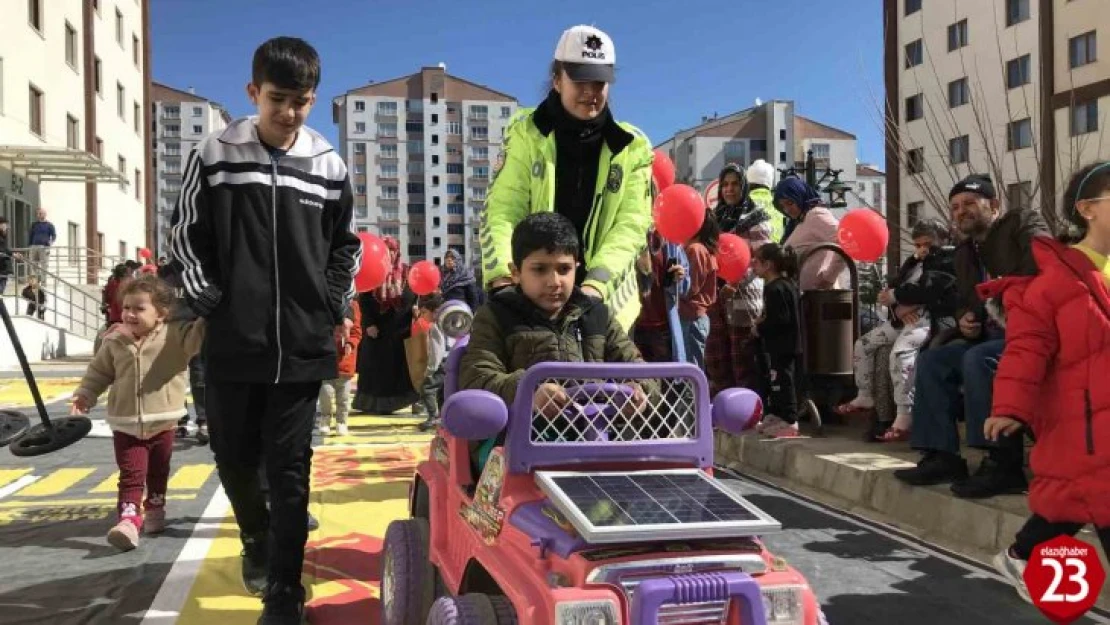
xmin=715 ymin=425 xmax=1110 ymax=610
xmin=0 ymin=357 xmax=91 ymax=380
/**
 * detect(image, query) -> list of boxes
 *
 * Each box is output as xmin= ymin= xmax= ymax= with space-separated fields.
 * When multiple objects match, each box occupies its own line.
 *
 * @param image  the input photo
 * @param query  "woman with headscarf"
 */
xmin=705 ymin=164 xmax=782 ymax=396
xmin=352 ymin=237 xmax=420 ymax=415
xmin=481 ymin=24 xmax=654 ymax=331
xmin=775 ymin=177 xmax=845 ymax=291
xmin=438 ymin=249 xmax=480 ymax=312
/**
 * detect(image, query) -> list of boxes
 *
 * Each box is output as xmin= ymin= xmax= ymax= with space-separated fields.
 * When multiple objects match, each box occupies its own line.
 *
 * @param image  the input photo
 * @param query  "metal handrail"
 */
xmin=10 ymin=245 xmax=125 ymax=285
xmin=1 ymin=256 xmax=104 ymax=340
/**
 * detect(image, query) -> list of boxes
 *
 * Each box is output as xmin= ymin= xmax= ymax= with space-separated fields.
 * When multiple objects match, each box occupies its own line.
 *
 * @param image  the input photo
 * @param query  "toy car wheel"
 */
xmin=426 ymin=594 xmax=518 ymax=625
xmin=413 ymin=479 xmax=431 ymax=520
xmin=380 ymin=519 xmax=436 ymax=625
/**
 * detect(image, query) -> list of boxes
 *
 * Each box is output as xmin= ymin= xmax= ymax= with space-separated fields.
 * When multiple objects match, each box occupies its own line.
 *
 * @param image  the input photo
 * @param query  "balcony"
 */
xmin=161 ymin=109 xmax=180 ymax=119
xmin=468 ymin=113 xmax=489 ymax=122
xmin=377 ymin=174 xmax=399 ymax=183
xmin=375 ymin=111 xmax=398 ymax=122
xmin=375 ymin=154 xmax=398 ymax=164
xmin=377 ymin=132 xmax=399 ymax=140
xmin=378 ymin=196 xmax=400 ymax=206
xmin=469 ymin=155 xmax=490 ymax=165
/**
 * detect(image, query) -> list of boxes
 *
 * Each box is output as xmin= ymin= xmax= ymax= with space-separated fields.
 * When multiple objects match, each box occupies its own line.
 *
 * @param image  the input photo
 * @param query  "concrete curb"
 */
xmin=715 ymin=428 xmax=1110 ymax=610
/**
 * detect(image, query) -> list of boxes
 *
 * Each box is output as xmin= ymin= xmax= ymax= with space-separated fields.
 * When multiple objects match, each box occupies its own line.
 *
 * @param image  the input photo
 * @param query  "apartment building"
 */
xmin=150 ymin=82 xmax=230 ymax=257
xmin=654 ymin=100 xmax=860 ymax=210
xmin=332 ymin=65 xmax=518 ymax=265
xmin=856 ymin=164 xmax=888 ymax=215
xmin=0 ymin=0 xmax=152 ymax=280
xmin=884 ymin=0 xmax=1109 ymax=262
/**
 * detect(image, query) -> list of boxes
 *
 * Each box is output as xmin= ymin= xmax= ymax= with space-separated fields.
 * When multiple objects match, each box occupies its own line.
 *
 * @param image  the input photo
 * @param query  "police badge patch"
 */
xmin=606 ymin=164 xmax=623 ymax=193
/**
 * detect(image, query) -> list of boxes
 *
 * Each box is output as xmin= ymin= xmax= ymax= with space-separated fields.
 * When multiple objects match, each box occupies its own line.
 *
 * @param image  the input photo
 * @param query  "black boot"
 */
xmin=258 ymin=582 xmax=306 ymax=625
xmin=241 ymin=533 xmax=269 ymax=596
xmin=950 ymin=455 xmax=1027 ymax=499
xmin=893 ymin=451 xmax=969 ymax=486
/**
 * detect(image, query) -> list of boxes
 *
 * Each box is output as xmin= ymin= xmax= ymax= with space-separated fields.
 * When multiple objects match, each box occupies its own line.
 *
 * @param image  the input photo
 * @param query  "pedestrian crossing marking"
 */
xmin=0 ymin=468 xmax=32 ymax=490
xmin=18 ymin=468 xmax=95 ymax=497
xmin=90 ymin=471 xmax=119 ymax=494
xmin=168 ymin=464 xmax=215 ymax=490
xmin=0 ymin=493 xmax=196 ymax=509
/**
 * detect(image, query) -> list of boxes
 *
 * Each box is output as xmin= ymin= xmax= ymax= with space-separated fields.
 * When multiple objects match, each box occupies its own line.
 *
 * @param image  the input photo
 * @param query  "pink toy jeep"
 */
xmin=381 ymin=336 xmax=825 ymax=624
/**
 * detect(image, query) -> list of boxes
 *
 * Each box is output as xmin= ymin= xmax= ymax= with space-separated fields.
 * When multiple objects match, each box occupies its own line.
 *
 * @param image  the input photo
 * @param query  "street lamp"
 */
xmin=777 ymin=149 xmax=850 ymax=209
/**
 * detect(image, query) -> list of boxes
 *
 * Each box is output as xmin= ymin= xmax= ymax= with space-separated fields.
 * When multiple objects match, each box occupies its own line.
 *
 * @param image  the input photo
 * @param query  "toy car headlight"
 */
xmin=761 ymin=585 xmax=804 ymax=625
xmin=555 ymin=599 xmax=619 ymax=625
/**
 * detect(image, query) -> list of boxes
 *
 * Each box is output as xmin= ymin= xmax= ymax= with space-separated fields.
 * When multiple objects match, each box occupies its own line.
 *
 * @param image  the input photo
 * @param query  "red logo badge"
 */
xmin=1025 ymin=535 xmax=1106 ymax=624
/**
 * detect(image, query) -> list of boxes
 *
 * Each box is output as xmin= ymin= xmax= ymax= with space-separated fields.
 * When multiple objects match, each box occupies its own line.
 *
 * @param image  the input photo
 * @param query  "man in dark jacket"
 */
xmin=895 ymin=174 xmax=1048 ymax=498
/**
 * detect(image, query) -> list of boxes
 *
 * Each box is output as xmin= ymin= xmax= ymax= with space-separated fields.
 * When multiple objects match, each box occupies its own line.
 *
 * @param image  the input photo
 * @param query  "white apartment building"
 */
xmin=885 ymin=0 xmax=1109 ymax=261
xmin=856 ymin=164 xmax=888 ymax=216
xmin=151 ymin=82 xmax=230 ymax=257
xmin=332 ymin=65 xmax=518 ymax=265
xmin=0 ymin=0 xmax=151 ymax=280
xmin=654 ymin=100 xmax=860 ymax=212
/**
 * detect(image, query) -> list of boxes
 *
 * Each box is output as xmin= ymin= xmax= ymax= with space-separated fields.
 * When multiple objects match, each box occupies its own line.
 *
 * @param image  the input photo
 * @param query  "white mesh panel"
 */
xmin=528 ymin=377 xmax=698 ymax=443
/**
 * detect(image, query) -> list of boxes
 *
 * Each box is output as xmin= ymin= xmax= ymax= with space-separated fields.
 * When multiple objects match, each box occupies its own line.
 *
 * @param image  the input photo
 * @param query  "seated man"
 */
xmin=894 ymin=174 xmax=1048 ymax=498
xmin=460 ymin=213 xmax=650 ymax=469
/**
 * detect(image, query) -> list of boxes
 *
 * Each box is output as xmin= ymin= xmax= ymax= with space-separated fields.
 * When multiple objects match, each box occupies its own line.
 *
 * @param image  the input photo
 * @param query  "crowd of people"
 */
xmin=57 ymin=23 xmax=1108 ymax=624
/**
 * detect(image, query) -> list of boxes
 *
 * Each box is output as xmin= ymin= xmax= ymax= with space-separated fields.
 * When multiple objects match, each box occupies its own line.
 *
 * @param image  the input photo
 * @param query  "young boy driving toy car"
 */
xmin=459 ymin=213 xmax=653 ymax=465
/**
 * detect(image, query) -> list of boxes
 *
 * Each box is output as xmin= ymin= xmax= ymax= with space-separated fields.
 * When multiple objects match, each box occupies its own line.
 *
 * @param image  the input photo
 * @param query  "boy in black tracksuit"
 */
xmin=169 ymin=38 xmax=361 ymax=624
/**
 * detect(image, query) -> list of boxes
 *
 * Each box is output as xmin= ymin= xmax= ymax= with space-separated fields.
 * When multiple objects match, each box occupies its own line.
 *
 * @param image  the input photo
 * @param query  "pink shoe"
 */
xmin=107 ymin=518 xmax=140 ymax=551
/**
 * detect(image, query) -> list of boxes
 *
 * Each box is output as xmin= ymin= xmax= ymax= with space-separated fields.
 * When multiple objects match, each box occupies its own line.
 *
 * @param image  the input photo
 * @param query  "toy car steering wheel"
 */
xmin=558 ymin=383 xmax=637 ymax=442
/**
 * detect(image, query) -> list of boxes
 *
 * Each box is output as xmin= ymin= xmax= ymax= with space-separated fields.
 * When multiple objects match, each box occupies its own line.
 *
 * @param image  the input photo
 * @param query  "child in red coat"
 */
xmin=981 ymin=161 xmax=1110 ymax=603
xmin=317 ymin=300 xmax=362 ymax=436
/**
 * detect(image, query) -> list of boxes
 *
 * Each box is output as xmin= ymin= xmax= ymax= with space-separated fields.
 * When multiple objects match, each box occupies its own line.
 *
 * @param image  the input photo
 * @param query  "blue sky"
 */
xmin=152 ymin=0 xmax=885 ymax=165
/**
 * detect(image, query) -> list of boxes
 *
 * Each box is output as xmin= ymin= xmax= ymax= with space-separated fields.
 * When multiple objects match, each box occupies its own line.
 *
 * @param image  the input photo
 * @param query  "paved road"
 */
xmin=1 ymin=378 xmax=1108 ymax=624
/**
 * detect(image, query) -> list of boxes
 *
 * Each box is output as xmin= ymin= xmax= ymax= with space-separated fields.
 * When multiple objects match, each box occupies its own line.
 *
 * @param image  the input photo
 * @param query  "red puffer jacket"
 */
xmin=337 ymin=300 xmax=362 ymax=378
xmin=978 ymin=237 xmax=1110 ymax=526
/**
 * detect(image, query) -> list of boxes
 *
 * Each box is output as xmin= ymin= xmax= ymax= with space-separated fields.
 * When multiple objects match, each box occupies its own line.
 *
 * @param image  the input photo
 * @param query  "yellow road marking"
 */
xmin=0 ymin=468 xmax=32 ymax=489
xmin=18 ymin=468 xmax=95 ymax=497
xmin=90 ymin=471 xmax=119 ymax=494
xmin=169 ymin=464 xmax=216 ymax=490
xmin=0 ymin=493 xmax=196 ymax=509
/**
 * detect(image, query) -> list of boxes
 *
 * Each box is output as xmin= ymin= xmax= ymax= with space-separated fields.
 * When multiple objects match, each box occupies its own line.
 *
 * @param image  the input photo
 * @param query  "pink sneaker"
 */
xmin=107 ymin=518 xmax=140 ymax=551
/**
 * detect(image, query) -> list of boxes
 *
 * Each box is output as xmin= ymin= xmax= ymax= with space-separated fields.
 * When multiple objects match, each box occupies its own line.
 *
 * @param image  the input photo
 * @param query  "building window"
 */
xmin=94 ymin=57 xmax=103 ymax=95
xmin=380 ymin=144 xmax=396 ymax=158
xmin=1006 ymin=0 xmax=1030 ymax=26
xmin=118 ymin=156 xmax=127 ymax=191
xmin=907 ymin=201 xmax=923 ymax=227
xmin=430 ymin=92 xmax=439 ymax=104
xmin=724 ymin=141 xmax=746 ymax=165
xmin=432 ymin=134 xmax=439 ymax=145
xmin=354 ymin=122 xmax=366 ymax=134
xmin=948 ymin=78 xmax=970 ymax=107
xmin=470 ymin=126 xmax=489 ymax=141
xmin=905 ymin=0 xmax=921 ymax=16
xmin=28 ymin=85 xmax=43 ymax=136
xmin=377 ymin=101 xmax=397 ymax=115
xmin=192 ymin=125 xmax=202 ymax=134
xmin=378 ymin=122 xmax=396 ymax=137
xmin=65 ymin=22 xmax=78 ymax=68
xmin=1071 ymin=100 xmax=1099 ymax=136
xmin=905 ymin=39 xmax=923 ymax=68
xmin=751 ymin=139 xmax=767 ymax=153
xmin=115 ymin=8 xmax=124 ymax=45
xmin=447 ymin=224 xmax=465 ymax=235
xmin=406 ymin=120 xmax=424 ymax=133
xmin=905 ymin=94 xmax=923 ymax=122
xmin=354 ymin=142 xmax=367 ymax=155
xmin=381 ymin=186 xmax=398 ymax=199
xmin=407 ymin=182 xmax=425 ymax=194
xmin=779 ymin=151 xmax=787 ymax=163
xmin=407 ymin=140 xmax=423 ymax=154
xmin=432 ymin=196 xmax=440 ymax=206
xmin=471 ymin=187 xmax=487 ymax=200
xmin=66 ymin=114 xmax=79 ymax=149
xmin=28 ymin=0 xmax=43 ymax=32
xmin=355 ymin=184 xmax=367 ymax=195
xmin=1007 ymin=181 xmax=1032 ymax=210
xmin=134 ymin=169 xmax=141 ymax=200
xmin=907 ymin=148 xmax=924 ymax=174
xmin=134 ymin=103 xmax=141 ymax=133
xmin=408 ymin=203 xmax=425 ymax=215
xmin=469 ymin=105 xmax=487 ymax=120
xmin=473 ymin=166 xmax=489 ymax=179
xmin=446 ymin=183 xmax=464 ymax=195
xmin=501 ymin=106 xmax=512 ymax=118
xmin=381 ymin=164 xmax=398 ymax=178
xmin=447 ymin=203 xmax=464 ymax=215
xmin=949 ymin=135 xmax=970 ymax=164
xmin=133 ymin=34 xmax=140 ymax=67
xmin=446 ymin=163 xmax=463 ymax=174
xmin=1006 ymin=55 xmax=1031 ymax=88
xmin=431 ymin=155 xmax=440 ymax=165
xmin=1007 ymin=118 xmax=1033 ymax=150
xmin=117 ymin=82 xmax=125 ymax=119
xmin=1069 ymin=31 xmax=1097 ymax=68
xmin=354 ymin=100 xmax=365 ymax=112
xmin=470 ymin=146 xmax=488 ymax=160
xmin=947 ymin=19 xmax=969 ymax=52
xmin=192 ymin=106 xmax=202 ymax=116
xmin=443 ymin=121 xmax=459 ymax=135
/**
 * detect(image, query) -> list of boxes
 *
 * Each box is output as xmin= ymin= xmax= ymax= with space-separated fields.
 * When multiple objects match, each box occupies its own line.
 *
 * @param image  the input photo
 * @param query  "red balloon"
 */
xmin=408 ymin=260 xmax=441 ymax=296
xmin=837 ymin=208 xmax=889 ymax=262
xmin=717 ymin=233 xmax=752 ymax=283
xmin=139 ymin=248 xmax=152 ymax=259
xmin=355 ymin=232 xmax=392 ymax=293
xmin=653 ymin=184 xmax=705 ymax=244
xmin=652 ymin=150 xmax=676 ymax=192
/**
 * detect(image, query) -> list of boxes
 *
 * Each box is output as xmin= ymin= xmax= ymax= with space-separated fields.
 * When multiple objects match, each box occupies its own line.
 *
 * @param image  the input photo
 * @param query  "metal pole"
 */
xmin=0 ymin=299 xmax=53 ymax=427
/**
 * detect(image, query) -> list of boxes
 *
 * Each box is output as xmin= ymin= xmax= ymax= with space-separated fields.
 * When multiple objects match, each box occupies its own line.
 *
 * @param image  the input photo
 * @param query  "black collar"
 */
xmin=532 ymin=97 xmax=635 ymax=156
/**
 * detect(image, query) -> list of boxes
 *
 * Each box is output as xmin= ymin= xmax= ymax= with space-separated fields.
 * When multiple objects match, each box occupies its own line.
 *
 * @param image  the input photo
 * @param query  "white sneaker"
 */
xmin=760 ymin=414 xmax=800 ymax=438
xmin=993 ymin=548 xmax=1031 ymax=604
xmin=315 ymin=415 xmax=331 ymax=435
xmin=336 ymin=422 xmax=349 ymax=436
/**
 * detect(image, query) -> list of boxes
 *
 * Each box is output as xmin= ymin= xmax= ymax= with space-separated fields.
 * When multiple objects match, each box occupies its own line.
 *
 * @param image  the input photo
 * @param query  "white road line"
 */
xmin=0 ymin=475 xmax=40 ymax=499
xmin=136 ymin=487 xmax=231 ymax=624
xmin=717 ymin=466 xmax=1110 ymax=623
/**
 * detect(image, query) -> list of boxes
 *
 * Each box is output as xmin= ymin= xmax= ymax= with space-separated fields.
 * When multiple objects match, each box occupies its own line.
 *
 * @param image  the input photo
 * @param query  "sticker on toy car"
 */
xmin=459 ymin=449 xmax=507 ymax=544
